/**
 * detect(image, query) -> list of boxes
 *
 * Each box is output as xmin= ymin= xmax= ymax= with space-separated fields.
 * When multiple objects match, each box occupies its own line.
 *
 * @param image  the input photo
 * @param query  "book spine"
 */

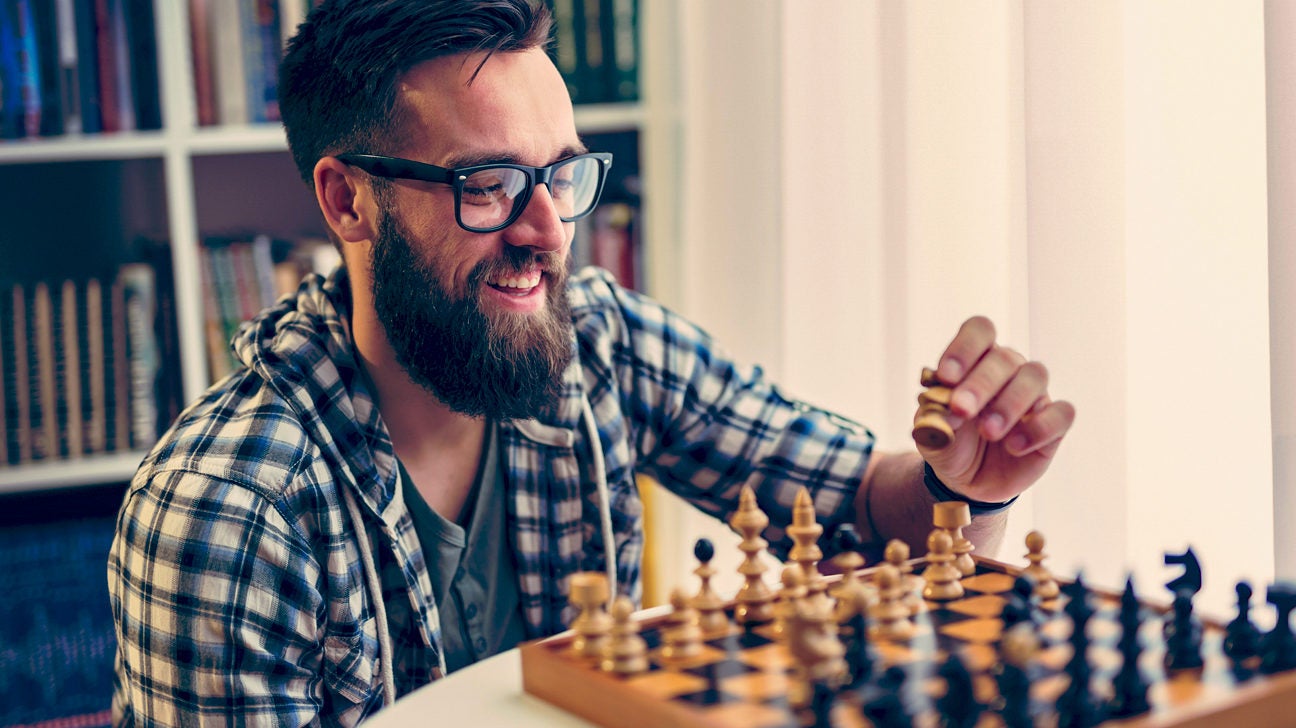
xmin=14 ymin=0 xmax=42 ymax=137
xmin=188 ymin=0 xmax=215 ymax=126
xmin=550 ymin=0 xmax=584 ymax=104
xmin=91 ymin=0 xmax=118 ymax=132
xmin=250 ymin=233 xmax=277 ymax=308
xmin=31 ymin=281 xmax=57 ymax=460
xmin=60 ymin=278 xmax=82 ymax=458
xmin=30 ymin=0 xmax=63 ymax=136
xmin=108 ymin=0 xmax=131 ymax=131
xmin=579 ymin=0 xmax=605 ymax=103
xmin=604 ymin=0 xmax=637 ymax=102
xmin=199 ymin=246 xmax=230 ymax=381
xmin=277 ymin=0 xmax=305 ymax=51
xmin=124 ymin=0 xmax=159 ymax=130
xmin=53 ymin=0 xmax=80 ymax=133
xmin=84 ymin=276 xmax=105 ymax=453
xmin=108 ymin=273 xmax=128 ymax=452
xmin=9 ymin=283 xmax=30 ymax=462
xmin=210 ymin=0 xmax=247 ymax=125
xmin=119 ymin=263 xmax=157 ymax=451
xmin=0 ymin=0 xmax=24 ymax=138
xmin=0 ymin=283 xmax=7 ymax=465
xmin=590 ymin=202 xmax=639 ymax=290
xmin=71 ymin=0 xmax=99 ymax=133
xmin=255 ymin=0 xmax=279 ymax=121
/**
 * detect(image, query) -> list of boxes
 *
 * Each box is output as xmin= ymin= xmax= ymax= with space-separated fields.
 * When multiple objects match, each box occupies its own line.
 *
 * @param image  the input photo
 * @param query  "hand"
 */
xmin=916 ymin=316 xmax=1075 ymax=504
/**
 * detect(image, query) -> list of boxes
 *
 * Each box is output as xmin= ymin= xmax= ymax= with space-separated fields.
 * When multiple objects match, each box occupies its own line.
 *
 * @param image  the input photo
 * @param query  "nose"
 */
xmin=503 ymin=184 xmax=569 ymax=253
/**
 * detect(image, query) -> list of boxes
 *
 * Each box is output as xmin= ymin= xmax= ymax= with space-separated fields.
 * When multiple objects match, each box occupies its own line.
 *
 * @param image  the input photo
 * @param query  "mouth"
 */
xmin=486 ymin=268 xmax=543 ymax=296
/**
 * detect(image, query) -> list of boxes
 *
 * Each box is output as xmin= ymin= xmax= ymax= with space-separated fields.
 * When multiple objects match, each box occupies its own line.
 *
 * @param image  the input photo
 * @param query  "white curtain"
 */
xmin=648 ymin=0 xmax=1287 ymax=617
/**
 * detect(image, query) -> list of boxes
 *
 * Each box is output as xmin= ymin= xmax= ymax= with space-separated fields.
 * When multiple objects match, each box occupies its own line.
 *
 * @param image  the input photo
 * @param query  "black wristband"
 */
xmin=922 ymin=461 xmax=1017 ymax=516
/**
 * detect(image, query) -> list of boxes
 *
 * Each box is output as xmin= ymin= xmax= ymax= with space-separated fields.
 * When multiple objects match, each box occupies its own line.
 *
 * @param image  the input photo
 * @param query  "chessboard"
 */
xmin=519 ymin=489 xmax=1296 ymax=728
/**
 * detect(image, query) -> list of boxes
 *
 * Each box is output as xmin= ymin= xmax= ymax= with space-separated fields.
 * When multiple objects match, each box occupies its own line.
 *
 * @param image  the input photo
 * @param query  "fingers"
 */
xmin=936 ymin=316 xmax=1073 ymax=452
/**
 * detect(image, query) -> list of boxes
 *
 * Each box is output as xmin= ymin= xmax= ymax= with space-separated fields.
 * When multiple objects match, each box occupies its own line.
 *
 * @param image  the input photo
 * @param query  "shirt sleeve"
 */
xmin=596 ymin=279 xmax=876 ymax=560
xmin=109 ymin=469 xmax=332 ymax=727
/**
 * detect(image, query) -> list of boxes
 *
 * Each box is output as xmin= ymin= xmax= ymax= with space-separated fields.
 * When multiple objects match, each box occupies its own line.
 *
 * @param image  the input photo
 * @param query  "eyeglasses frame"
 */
xmin=334 ymin=151 xmax=614 ymax=233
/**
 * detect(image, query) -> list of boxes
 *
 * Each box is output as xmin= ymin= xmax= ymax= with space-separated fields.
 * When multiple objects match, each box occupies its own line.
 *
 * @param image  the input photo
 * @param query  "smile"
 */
xmin=488 ymin=269 xmax=543 ymax=295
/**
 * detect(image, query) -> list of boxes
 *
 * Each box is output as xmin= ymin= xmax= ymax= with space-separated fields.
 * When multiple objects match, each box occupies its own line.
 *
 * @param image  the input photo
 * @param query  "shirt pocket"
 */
xmin=322 ymin=617 xmax=379 ymax=707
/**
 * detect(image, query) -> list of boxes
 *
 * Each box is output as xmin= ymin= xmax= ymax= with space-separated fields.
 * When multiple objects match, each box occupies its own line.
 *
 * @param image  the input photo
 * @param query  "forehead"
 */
xmin=395 ymin=47 xmax=580 ymax=165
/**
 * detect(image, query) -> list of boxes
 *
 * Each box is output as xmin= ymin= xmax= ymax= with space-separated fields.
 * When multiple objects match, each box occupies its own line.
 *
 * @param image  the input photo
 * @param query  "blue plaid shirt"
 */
xmin=108 ymin=265 xmax=874 ymax=726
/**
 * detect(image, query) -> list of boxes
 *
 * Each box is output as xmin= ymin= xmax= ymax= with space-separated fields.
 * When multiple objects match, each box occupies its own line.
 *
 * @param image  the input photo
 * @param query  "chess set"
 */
xmin=520 ymin=369 xmax=1296 ymax=727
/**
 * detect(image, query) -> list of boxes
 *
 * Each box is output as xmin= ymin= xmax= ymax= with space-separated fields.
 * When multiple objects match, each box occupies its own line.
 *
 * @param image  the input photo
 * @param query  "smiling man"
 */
xmin=107 ymin=1 xmax=1074 ymax=725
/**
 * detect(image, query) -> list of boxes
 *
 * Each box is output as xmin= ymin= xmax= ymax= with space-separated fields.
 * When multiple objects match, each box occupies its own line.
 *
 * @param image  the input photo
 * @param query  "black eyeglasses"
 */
xmin=335 ymin=151 xmax=613 ymax=233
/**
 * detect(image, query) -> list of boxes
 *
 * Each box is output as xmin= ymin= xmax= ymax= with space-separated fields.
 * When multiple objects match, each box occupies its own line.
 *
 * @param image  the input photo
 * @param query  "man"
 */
xmin=108 ymin=0 xmax=1074 ymax=725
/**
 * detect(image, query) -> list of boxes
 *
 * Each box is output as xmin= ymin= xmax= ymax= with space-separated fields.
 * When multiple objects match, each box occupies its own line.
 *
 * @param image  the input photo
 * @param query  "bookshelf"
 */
xmin=0 ymin=0 xmax=681 ymax=494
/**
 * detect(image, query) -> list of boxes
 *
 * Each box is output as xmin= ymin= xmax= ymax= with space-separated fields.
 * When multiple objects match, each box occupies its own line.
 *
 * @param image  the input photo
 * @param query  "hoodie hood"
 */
xmin=229 ymin=265 xmax=400 ymax=518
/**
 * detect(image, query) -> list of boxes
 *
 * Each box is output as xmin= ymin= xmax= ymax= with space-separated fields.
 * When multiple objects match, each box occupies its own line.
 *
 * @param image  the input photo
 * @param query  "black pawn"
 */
xmin=1224 ymin=581 xmax=1262 ymax=661
xmin=1163 ymin=590 xmax=1203 ymax=671
xmin=1261 ymin=582 xmax=1296 ymax=674
xmin=844 ymin=609 xmax=877 ymax=689
xmin=694 ymin=536 xmax=715 ymax=565
xmin=803 ymin=679 xmax=836 ymax=728
xmin=936 ymin=652 xmax=981 ymax=728
xmin=1107 ymin=577 xmax=1150 ymax=718
xmin=1001 ymin=573 xmax=1041 ymax=631
xmin=994 ymin=660 xmax=1032 ymax=728
xmin=832 ymin=522 xmax=864 ymax=555
xmin=862 ymin=665 xmax=913 ymax=728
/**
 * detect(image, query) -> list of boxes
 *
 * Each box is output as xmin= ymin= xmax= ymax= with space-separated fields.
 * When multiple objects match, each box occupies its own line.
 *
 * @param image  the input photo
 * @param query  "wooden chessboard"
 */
xmin=520 ymin=556 xmax=1296 ymax=728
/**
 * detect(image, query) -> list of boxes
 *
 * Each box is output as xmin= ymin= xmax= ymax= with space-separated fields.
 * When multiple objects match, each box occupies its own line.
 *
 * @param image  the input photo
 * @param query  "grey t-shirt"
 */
xmin=398 ymin=424 xmax=528 ymax=673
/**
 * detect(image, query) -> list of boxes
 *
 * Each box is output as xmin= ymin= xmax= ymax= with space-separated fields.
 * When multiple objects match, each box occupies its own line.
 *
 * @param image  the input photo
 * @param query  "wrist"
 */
xmin=922 ymin=461 xmax=1017 ymax=516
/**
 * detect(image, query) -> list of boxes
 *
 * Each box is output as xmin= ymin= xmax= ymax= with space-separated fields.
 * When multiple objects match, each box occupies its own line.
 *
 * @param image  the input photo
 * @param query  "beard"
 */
xmin=369 ymin=211 xmax=574 ymax=421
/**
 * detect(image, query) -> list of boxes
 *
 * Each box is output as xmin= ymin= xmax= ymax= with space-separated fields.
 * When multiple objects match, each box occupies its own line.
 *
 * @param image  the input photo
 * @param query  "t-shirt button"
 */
xmin=475 ymin=637 xmax=487 ymax=652
xmin=466 ymin=603 xmax=478 ymax=619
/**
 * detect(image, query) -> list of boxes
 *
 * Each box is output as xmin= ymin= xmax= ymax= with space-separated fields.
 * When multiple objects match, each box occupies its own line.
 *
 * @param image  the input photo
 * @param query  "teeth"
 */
xmin=490 ymin=271 xmax=542 ymax=289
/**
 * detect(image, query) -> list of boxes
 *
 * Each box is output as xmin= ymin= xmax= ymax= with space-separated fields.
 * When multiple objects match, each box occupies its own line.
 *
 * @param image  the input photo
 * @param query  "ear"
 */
xmin=314 ymin=156 xmax=378 ymax=244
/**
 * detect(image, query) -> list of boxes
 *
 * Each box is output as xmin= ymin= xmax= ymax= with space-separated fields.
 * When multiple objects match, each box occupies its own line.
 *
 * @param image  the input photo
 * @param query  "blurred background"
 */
xmin=0 ymin=0 xmax=1292 ymax=724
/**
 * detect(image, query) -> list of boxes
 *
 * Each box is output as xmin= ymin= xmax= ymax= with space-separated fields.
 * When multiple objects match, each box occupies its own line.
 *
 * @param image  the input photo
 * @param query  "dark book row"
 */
xmin=0 ymin=249 xmax=181 ymax=466
xmin=548 ymin=0 xmax=639 ymax=104
xmin=0 ymin=0 xmax=162 ymax=140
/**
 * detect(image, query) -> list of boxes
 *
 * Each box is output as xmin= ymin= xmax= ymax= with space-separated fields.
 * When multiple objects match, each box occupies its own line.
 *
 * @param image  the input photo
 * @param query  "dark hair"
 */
xmin=279 ymin=0 xmax=554 ymax=187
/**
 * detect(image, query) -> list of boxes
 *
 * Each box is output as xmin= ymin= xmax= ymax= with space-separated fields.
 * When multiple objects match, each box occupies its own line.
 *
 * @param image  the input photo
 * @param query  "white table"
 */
xmin=365 ymin=648 xmax=592 ymax=727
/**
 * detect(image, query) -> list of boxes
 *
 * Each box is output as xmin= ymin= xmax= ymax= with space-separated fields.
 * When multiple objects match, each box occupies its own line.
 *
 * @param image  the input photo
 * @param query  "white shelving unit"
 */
xmin=0 ymin=0 xmax=681 ymax=495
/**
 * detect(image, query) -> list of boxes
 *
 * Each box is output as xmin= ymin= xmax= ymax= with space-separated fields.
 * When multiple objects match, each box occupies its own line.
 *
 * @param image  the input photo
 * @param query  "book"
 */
xmin=70 ymin=0 xmax=100 ymax=134
xmin=0 ymin=0 xmax=25 ymax=138
xmin=239 ymin=0 xmax=279 ymax=123
xmin=579 ymin=0 xmax=605 ymax=103
xmin=53 ymin=0 xmax=82 ymax=133
xmin=124 ymin=0 xmax=159 ymax=130
xmin=0 ymin=285 xmax=7 ymax=465
xmin=83 ymin=276 xmax=105 ymax=454
xmin=14 ymin=0 xmax=43 ymax=137
xmin=189 ymin=0 xmax=215 ymax=126
xmin=31 ymin=281 xmax=57 ymax=460
xmin=7 ymin=283 xmax=31 ymax=463
xmin=199 ymin=246 xmax=232 ymax=381
xmin=91 ymin=0 xmax=119 ymax=132
xmin=59 ymin=278 xmax=83 ymax=459
xmin=602 ymin=0 xmax=637 ymax=102
xmin=589 ymin=202 xmax=639 ymax=290
xmin=30 ymin=0 xmax=63 ymax=136
xmin=278 ymin=0 xmax=307 ymax=51
xmin=210 ymin=0 xmax=247 ymax=125
xmin=549 ymin=0 xmax=585 ymax=104
xmin=119 ymin=263 xmax=157 ymax=451
xmin=142 ymin=242 xmax=181 ymax=431
xmin=108 ymin=273 xmax=128 ymax=451
xmin=107 ymin=0 xmax=133 ymax=131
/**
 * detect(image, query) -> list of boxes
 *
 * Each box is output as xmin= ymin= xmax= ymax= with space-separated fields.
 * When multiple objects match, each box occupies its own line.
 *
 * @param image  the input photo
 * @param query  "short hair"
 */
xmin=279 ymin=0 xmax=554 ymax=187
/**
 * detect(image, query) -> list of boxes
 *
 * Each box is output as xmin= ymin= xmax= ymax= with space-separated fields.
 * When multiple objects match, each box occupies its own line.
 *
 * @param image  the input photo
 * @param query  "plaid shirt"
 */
xmin=108 ymin=266 xmax=874 ymax=726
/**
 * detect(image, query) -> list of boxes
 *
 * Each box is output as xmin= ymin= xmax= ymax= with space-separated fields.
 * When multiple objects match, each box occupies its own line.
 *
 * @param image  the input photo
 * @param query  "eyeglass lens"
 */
xmin=459 ymin=156 xmax=603 ymax=230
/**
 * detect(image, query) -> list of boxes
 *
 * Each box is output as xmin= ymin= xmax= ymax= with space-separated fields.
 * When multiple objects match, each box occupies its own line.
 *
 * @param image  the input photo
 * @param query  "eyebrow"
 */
xmin=442 ymin=143 xmax=590 ymax=170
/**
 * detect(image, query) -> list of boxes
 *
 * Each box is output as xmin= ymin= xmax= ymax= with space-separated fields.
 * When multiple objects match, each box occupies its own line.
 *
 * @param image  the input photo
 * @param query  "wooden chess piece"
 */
xmin=995 ymin=623 xmax=1040 ymax=728
xmin=660 ymin=587 xmax=703 ymax=662
xmin=785 ymin=596 xmax=847 ymax=711
xmin=870 ymin=563 xmax=916 ymax=641
xmin=730 ymin=485 xmax=775 ymax=626
xmin=772 ymin=563 xmax=808 ymax=641
xmin=830 ymin=533 xmax=871 ymax=625
xmin=691 ymin=537 xmax=729 ymax=635
xmin=602 ymin=596 xmax=648 ymax=675
xmin=885 ymin=538 xmax=923 ymax=616
xmin=568 ymin=572 xmax=613 ymax=662
xmin=922 ymin=529 xmax=964 ymax=601
xmin=788 ymin=487 xmax=827 ymax=608
xmin=933 ymin=501 xmax=975 ymax=576
xmin=1023 ymin=530 xmax=1060 ymax=599
xmin=912 ymin=367 xmax=955 ymax=449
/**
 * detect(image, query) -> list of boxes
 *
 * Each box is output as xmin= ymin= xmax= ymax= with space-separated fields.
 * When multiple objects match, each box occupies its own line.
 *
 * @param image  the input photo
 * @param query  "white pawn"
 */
xmin=870 ymin=563 xmax=916 ymax=641
xmin=885 ymin=538 xmax=923 ymax=616
xmin=1023 ymin=530 xmax=1060 ymax=599
xmin=922 ymin=529 xmax=964 ymax=601
xmin=660 ymin=588 xmax=703 ymax=662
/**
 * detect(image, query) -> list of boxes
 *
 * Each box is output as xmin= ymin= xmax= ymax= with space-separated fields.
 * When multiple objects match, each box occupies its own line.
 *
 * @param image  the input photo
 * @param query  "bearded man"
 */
xmin=107 ymin=1 xmax=1074 ymax=725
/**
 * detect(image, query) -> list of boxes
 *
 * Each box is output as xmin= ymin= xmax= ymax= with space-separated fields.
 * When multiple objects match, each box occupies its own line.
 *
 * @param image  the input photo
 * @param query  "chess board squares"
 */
xmin=959 ymin=643 xmax=1001 ymax=673
xmin=1039 ymin=615 xmax=1120 ymax=644
xmin=717 ymin=669 xmax=790 ymax=702
xmin=622 ymin=669 xmax=711 ymax=700
xmin=735 ymin=642 xmax=794 ymax=671
xmin=938 ymin=617 xmax=1005 ymax=645
xmin=649 ymin=643 xmax=728 ymax=671
xmin=1035 ymin=643 xmax=1122 ymax=673
xmin=945 ymin=594 xmax=1010 ymax=620
xmin=958 ymin=572 xmax=1016 ymax=594
xmin=695 ymin=701 xmax=792 ymax=728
